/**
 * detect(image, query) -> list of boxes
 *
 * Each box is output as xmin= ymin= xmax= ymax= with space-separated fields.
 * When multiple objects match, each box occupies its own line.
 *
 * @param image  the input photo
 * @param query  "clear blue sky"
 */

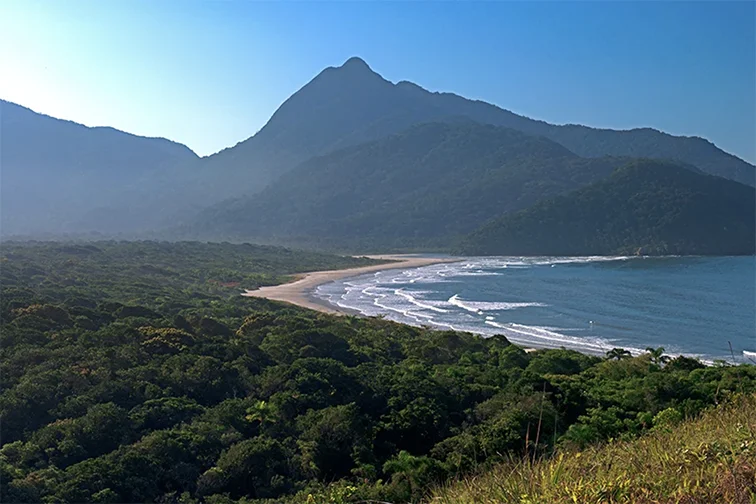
xmin=1 ymin=0 xmax=754 ymax=163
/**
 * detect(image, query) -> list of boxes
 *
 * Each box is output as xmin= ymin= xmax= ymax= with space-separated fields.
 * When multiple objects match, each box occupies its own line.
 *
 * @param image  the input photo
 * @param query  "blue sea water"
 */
xmin=314 ymin=256 xmax=756 ymax=363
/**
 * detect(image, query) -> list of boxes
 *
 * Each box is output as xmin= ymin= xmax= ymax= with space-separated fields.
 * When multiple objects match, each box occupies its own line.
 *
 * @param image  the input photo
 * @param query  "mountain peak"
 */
xmin=310 ymin=56 xmax=382 ymax=84
xmin=340 ymin=56 xmax=372 ymax=70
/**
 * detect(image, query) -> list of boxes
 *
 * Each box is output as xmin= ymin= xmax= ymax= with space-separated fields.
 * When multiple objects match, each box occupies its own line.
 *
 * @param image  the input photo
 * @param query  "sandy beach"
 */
xmin=242 ymin=254 xmax=462 ymax=314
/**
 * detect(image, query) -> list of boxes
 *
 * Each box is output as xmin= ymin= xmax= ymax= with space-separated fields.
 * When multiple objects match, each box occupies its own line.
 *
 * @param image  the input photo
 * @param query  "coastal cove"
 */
xmin=4 ymin=4 xmax=756 ymax=501
xmin=252 ymin=255 xmax=756 ymax=363
xmin=3 ymin=241 xmax=755 ymax=504
xmin=241 ymin=254 xmax=463 ymax=314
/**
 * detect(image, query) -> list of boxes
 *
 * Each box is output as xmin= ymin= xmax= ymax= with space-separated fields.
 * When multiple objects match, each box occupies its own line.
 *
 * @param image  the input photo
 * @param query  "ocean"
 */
xmin=313 ymin=256 xmax=756 ymax=363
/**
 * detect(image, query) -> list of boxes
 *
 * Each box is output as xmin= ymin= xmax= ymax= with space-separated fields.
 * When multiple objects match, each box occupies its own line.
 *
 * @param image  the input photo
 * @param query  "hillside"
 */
xmin=431 ymin=394 xmax=756 ymax=504
xmin=0 ymin=100 xmax=199 ymax=235
xmin=200 ymin=57 xmax=755 ymax=193
xmin=459 ymin=160 xmax=756 ymax=256
xmin=191 ymin=122 xmax=628 ymax=249
xmin=4 ymin=57 xmax=754 ymax=239
xmin=1 ymin=241 xmax=754 ymax=504
xmin=3 ymin=57 xmax=754 ymax=239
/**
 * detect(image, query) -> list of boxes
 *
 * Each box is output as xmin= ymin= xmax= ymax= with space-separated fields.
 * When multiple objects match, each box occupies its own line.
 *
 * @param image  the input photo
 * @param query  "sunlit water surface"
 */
xmin=314 ymin=256 xmax=756 ymax=363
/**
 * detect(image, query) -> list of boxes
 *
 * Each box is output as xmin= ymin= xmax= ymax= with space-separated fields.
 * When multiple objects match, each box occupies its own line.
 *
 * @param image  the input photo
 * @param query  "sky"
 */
xmin=1 ymin=0 xmax=754 ymax=163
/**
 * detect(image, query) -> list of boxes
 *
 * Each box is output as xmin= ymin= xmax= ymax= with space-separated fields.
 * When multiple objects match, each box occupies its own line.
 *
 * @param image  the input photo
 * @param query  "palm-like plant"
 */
xmin=645 ymin=346 xmax=670 ymax=365
xmin=245 ymin=400 xmax=277 ymax=426
xmin=606 ymin=348 xmax=632 ymax=360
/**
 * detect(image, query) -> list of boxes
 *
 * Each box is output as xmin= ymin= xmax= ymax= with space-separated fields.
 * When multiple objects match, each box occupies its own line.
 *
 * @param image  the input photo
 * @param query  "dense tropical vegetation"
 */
xmin=1 ymin=241 xmax=754 ymax=503
xmin=459 ymin=160 xmax=756 ymax=256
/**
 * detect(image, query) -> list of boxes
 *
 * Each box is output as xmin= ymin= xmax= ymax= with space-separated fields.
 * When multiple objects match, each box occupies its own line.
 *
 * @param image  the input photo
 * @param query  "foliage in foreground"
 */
xmin=431 ymin=393 xmax=756 ymax=504
xmin=1 ymin=241 xmax=754 ymax=504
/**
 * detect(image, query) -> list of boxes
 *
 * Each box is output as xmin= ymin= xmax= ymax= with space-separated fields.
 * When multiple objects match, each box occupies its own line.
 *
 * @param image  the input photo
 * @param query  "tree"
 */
xmin=244 ymin=400 xmax=278 ymax=430
xmin=197 ymin=436 xmax=291 ymax=499
xmin=296 ymin=403 xmax=368 ymax=480
xmin=645 ymin=347 xmax=671 ymax=366
xmin=382 ymin=450 xmax=446 ymax=503
xmin=606 ymin=348 xmax=632 ymax=360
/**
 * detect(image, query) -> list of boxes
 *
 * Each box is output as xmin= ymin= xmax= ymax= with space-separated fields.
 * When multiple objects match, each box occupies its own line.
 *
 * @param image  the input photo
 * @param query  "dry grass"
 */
xmin=430 ymin=394 xmax=756 ymax=504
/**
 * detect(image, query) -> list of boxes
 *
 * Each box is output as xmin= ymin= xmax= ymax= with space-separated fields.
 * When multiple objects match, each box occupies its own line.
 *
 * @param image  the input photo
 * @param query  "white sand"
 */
xmin=242 ymin=254 xmax=461 ymax=314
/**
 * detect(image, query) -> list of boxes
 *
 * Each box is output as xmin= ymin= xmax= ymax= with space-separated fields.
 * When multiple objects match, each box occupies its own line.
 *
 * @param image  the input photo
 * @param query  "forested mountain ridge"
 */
xmin=1 ymin=99 xmax=197 ymax=166
xmin=459 ymin=160 xmax=756 ymax=256
xmin=189 ymin=122 xmax=630 ymax=249
xmin=3 ymin=57 xmax=753 ymax=239
xmin=200 ymin=56 xmax=755 ymax=192
xmin=0 ymin=100 xmax=200 ymax=236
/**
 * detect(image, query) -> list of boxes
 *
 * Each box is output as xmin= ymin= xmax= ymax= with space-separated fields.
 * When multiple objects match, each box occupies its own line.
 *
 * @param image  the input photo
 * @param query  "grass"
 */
xmin=430 ymin=393 xmax=756 ymax=504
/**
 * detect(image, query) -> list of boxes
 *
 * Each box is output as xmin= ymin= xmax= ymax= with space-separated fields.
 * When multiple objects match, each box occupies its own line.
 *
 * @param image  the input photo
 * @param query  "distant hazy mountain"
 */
xmin=3 ymin=56 xmax=753 ymax=239
xmin=190 ymin=122 xmax=630 ymax=249
xmin=201 ymin=57 xmax=754 ymax=191
xmin=459 ymin=160 xmax=755 ymax=256
xmin=1 ymin=100 xmax=199 ymax=235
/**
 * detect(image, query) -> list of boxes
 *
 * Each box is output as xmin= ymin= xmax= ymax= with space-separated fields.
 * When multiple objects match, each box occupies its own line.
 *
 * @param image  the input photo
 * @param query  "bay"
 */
xmin=314 ymin=256 xmax=756 ymax=363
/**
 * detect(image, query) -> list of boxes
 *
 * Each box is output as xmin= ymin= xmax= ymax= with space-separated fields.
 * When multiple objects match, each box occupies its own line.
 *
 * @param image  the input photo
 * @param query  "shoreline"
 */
xmin=241 ymin=255 xmax=747 ymax=362
xmin=242 ymin=254 xmax=463 ymax=315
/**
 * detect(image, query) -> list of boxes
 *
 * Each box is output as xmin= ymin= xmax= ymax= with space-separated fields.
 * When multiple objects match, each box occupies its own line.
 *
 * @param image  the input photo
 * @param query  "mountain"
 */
xmin=199 ymin=57 xmax=755 ymax=193
xmin=458 ymin=160 xmax=756 ymax=256
xmin=3 ymin=57 xmax=753 ymax=239
xmin=196 ymin=57 xmax=448 ymax=196
xmin=0 ymin=100 xmax=199 ymax=235
xmin=190 ymin=122 xmax=629 ymax=249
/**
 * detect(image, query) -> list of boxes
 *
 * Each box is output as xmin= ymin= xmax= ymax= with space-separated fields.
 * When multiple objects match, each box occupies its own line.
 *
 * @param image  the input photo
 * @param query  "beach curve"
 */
xmin=242 ymin=254 xmax=462 ymax=314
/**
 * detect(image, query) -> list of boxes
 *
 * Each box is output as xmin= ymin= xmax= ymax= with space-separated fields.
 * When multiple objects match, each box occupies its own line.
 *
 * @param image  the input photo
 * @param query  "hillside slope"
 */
xmin=0 ymin=100 xmax=199 ymax=235
xmin=191 ymin=122 xmax=629 ymax=248
xmin=431 ymin=394 xmax=756 ymax=504
xmin=459 ymin=160 xmax=756 ymax=256
xmin=199 ymin=57 xmax=755 ymax=192
xmin=4 ymin=57 xmax=753 ymax=238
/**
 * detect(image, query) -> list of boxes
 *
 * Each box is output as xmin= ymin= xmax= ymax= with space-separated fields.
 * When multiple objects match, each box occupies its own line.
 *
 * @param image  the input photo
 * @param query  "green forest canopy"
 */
xmin=1 ymin=241 xmax=753 ymax=503
xmin=459 ymin=160 xmax=756 ymax=256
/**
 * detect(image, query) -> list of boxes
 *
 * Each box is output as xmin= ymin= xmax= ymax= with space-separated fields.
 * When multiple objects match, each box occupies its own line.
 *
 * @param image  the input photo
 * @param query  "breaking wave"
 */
xmin=312 ymin=255 xmax=753 ymax=362
xmin=448 ymin=294 xmax=546 ymax=313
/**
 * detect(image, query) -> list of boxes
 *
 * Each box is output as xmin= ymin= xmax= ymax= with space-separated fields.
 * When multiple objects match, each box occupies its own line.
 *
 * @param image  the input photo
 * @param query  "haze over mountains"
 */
xmin=1 ymin=100 xmax=199 ymax=235
xmin=2 ymin=57 xmax=754 ymax=254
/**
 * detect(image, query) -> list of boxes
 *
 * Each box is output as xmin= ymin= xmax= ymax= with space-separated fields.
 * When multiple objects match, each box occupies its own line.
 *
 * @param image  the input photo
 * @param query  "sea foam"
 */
xmin=448 ymin=294 xmax=546 ymax=313
xmin=312 ymin=255 xmax=751 ymax=362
